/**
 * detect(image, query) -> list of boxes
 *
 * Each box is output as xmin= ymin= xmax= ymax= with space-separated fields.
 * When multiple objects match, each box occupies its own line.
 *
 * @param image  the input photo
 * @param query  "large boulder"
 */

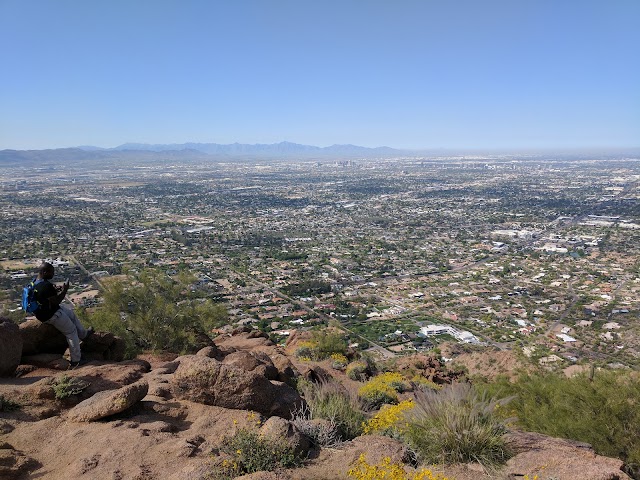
xmin=66 ymin=380 xmax=149 ymax=422
xmin=81 ymin=331 xmax=126 ymax=361
xmin=259 ymin=416 xmax=312 ymax=458
xmin=19 ymin=319 xmax=67 ymax=356
xmin=0 ymin=318 xmax=22 ymax=377
xmin=21 ymin=353 xmax=69 ymax=370
xmin=170 ymin=355 xmax=304 ymax=419
xmin=214 ymin=330 xmax=274 ymax=351
xmin=221 ymin=351 xmax=279 ymax=380
xmin=503 ymin=430 xmax=631 ymax=480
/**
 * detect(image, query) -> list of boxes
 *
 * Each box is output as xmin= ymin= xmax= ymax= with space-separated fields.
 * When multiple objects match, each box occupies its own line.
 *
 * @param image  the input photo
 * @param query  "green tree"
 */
xmin=81 ymin=269 xmax=228 ymax=357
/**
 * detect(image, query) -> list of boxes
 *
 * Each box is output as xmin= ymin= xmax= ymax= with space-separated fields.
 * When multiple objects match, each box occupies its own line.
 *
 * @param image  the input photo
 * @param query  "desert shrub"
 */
xmin=214 ymin=427 xmax=302 ymax=478
xmin=411 ymin=376 xmax=442 ymax=391
xmin=347 ymin=361 xmax=370 ymax=381
xmin=483 ymin=370 xmax=640 ymax=465
xmin=52 ymin=374 xmax=90 ymax=399
xmin=358 ymin=372 xmax=408 ymax=409
xmin=294 ymin=341 xmax=316 ymax=360
xmin=348 ymin=454 xmax=451 ymax=480
xmin=363 ymin=399 xmax=415 ymax=436
xmin=330 ymin=353 xmax=349 ymax=370
xmin=298 ymin=379 xmax=366 ymax=440
xmin=311 ymin=330 xmax=348 ymax=359
xmin=80 ymin=268 xmax=228 ymax=357
xmin=404 ymin=383 xmax=511 ymax=466
xmin=291 ymin=403 xmax=342 ymax=448
xmin=359 ymin=382 xmax=398 ymax=409
xmin=0 ymin=395 xmax=20 ymax=412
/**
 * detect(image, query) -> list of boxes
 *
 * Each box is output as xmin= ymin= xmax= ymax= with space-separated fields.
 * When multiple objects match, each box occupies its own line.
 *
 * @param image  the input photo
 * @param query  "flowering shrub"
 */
xmin=376 ymin=372 xmax=409 ymax=392
xmin=347 ymin=454 xmax=451 ymax=480
xmin=362 ymin=400 xmax=415 ymax=435
xmin=347 ymin=361 xmax=370 ymax=381
xmin=330 ymin=353 xmax=349 ymax=370
xmin=294 ymin=340 xmax=317 ymax=360
xmin=358 ymin=372 xmax=409 ymax=409
xmin=213 ymin=427 xmax=302 ymax=479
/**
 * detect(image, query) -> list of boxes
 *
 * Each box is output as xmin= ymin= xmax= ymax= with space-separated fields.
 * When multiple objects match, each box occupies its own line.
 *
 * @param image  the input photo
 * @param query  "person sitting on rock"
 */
xmin=33 ymin=262 xmax=93 ymax=368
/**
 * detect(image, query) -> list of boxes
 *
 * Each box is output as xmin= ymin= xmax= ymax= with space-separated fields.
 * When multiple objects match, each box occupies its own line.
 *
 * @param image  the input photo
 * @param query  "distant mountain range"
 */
xmin=87 ymin=141 xmax=398 ymax=155
xmin=0 ymin=141 xmax=400 ymax=166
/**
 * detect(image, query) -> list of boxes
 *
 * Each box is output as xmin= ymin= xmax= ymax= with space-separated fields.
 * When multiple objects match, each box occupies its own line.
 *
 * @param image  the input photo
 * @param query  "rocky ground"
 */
xmin=0 ymin=318 xmax=632 ymax=480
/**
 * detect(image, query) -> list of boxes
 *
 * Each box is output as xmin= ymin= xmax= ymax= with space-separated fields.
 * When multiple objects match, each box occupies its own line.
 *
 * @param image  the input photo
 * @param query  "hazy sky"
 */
xmin=1 ymin=0 xmax=638 ymax=150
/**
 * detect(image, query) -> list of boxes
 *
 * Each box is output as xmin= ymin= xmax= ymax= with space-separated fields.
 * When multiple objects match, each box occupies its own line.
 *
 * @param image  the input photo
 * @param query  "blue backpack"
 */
xmin=22 ymin=278 xmax=44 ymax=314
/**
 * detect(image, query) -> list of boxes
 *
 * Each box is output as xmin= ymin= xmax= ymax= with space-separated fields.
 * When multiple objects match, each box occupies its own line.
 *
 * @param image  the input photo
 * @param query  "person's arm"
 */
xmin=47 ymin=279 xmax=69 ymax=307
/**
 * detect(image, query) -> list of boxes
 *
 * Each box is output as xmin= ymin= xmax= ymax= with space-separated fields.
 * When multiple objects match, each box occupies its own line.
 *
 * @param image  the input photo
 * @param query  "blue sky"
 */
xmin=1 ymin=0 xmax=638 ymax=150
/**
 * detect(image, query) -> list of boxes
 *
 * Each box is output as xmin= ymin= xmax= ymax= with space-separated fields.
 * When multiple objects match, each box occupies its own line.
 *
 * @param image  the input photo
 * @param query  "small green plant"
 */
xmin=404 ymin=383 xmax=512 ymax=466
xmin=213 ymin=427 xmax=302 ymax=478
xmin=0 ymin=395 xmax=20 ymax=412
xmin=52 ymin=374 xmax=90 ymax=399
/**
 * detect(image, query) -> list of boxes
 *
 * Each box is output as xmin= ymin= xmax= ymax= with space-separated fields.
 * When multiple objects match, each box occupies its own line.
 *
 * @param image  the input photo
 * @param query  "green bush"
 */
xmin=298 ymin=379 xmax=366 ymax=440
xmin=0 ymin=395 xmax=20 ymax=412
xmin=482 ymin=370 xmax=640 ymax=465
xmin=80 ymin=268 xmax=228 ymax=357
xmin=214 ymin=427 xmax=302 ymax=478
xmin=404 ymin=383 xmax=512 ymax=466
xmin=346 ymin=361 xmax=370 ymax=381
xmin=311 ymin=330 xmax=348 ymax=359
xmin=52 ymin=374 xmax=90 ymax=399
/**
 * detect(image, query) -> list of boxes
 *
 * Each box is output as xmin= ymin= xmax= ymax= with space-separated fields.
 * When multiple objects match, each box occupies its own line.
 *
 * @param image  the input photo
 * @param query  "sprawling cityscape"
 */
xmin=2 ymin=152 xmax=639 ymax=372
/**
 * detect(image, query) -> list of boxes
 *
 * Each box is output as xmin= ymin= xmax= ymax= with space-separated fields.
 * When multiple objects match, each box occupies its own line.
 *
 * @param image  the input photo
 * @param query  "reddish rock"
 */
xmin=170 ymin=355 xmax=304 ymax=419
xmin=19 ymin=319 xmax=67 ymax=356
xmin=221 ymin=351 xmax=279 ymax=380
xmin=0 ymin=318 xmax=22 ymax=377
xmin=67 ymin=380 xmax=149 ymax=422
xmin=259 ymin=416 xmax=311 ymax=458
xmin=81 ymin=332 xmax=126 ymax=361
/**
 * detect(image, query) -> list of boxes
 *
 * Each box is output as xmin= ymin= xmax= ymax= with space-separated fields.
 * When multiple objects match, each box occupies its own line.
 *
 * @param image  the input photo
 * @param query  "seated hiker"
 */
xmin=33 ymin=262 xmax=93 ymax=367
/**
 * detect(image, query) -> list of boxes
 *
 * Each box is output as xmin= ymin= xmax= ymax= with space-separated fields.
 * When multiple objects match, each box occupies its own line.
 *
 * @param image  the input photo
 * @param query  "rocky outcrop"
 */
xmin=0 ymin=318 xmax=22 ymax=377
xmin=81 ymin=332 xmax=126 ymax=362
xmin=222 ymin=351 xmax=279 ymax=380
xmin=170 ymin=355 xmax=304 ymax=419
xmin=503 ymin=430 xmax=631 ymax=480
xmin=67 ymin=380 xmax=149 ymax=422
xmin=19 ymin=319 xmax=126 ymax=362
xmin=214 ymin=330 xmax=274 ymax=351
xmin=21 ymin=353 xmax=70 ymax=370
xmin=0 ymin=443 xmax=39 ymax=480
xmin=259 ymin=416 xmax=312 ymax=458
xmin=394 ymin=353 xmax=464 ymax=385
xmin=19 ymin=319 xmax=67 ymax=356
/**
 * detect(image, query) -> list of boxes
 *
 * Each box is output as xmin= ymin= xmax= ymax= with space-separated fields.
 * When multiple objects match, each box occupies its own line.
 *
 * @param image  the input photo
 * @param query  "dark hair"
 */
xmin=38 ymin=262 xmax=54 ymax=276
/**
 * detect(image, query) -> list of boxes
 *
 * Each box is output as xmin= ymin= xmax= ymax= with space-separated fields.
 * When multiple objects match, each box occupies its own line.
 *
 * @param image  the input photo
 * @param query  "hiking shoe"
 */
xmin=68 ymin=358 xmax=89 ymax=370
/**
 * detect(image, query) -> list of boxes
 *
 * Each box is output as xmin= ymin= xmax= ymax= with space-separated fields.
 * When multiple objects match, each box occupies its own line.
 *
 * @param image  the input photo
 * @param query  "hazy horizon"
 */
xmin=1 ymin=1 xmax=639 ymax=151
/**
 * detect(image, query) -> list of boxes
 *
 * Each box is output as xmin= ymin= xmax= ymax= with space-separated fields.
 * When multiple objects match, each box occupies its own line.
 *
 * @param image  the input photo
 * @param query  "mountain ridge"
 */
xmin=0 ymin=142 xmax=399 ymax=165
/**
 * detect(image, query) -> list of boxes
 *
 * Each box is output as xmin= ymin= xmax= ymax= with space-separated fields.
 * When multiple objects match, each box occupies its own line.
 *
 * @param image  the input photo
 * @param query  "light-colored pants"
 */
xmin=46 ymin=305 xmax=88 ymax=362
